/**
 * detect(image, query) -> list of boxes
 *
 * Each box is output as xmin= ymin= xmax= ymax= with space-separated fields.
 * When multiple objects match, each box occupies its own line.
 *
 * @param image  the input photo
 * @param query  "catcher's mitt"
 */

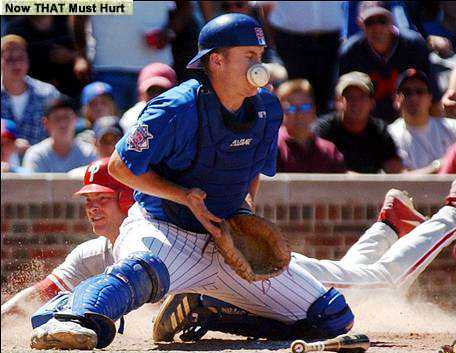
xmin=214 ymin=213 xmax=291 ymax=282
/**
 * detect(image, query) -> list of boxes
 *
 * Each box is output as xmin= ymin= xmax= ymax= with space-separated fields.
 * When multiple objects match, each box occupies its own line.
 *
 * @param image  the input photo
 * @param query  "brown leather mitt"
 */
xmin=215 ymin=214 xmax=291 ymax=282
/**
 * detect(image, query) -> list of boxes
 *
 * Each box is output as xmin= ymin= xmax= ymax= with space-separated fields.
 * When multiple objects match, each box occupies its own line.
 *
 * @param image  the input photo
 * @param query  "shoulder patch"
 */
xmin=127 ymin=124 xmax=154 ymax=152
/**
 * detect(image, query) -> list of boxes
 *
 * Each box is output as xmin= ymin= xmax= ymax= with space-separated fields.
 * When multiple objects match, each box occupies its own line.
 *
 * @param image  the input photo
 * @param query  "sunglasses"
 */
xmin=364 ymin=16 xmax=389 ymax=27
xmin=400 ymin=87 xmax=429 ymax=97
xmin=283 ymin=103 xmax=313 ymax=114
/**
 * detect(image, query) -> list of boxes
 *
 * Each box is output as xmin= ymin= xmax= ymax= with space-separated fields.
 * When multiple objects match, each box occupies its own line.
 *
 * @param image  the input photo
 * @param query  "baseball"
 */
xmin=247 ymin=63 xmax=270 ymax=87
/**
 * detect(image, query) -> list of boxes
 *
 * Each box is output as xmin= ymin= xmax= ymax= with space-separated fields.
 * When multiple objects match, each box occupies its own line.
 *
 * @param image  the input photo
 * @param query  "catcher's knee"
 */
xmin=31 ymin=291 xmax=70 ymax=329
xmin=32 ymin=252 xmax=170 ymax=349
xmin=299 ymin=287 xmax=354 ymax=338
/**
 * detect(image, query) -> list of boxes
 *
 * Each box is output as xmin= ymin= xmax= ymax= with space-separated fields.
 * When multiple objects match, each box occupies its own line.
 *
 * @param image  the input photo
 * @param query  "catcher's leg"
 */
xmin=30 ymin=251 xmax=170 ymax=350
xmin=152 ymin=293 xmax=293 ymax=342
xmin=214 ymin=255 xmax=354 ymax=339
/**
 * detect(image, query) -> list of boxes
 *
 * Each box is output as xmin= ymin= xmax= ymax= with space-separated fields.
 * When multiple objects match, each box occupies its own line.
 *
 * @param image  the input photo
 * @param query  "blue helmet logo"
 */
xmin=187 ymin=13 xmax=267 ymax=69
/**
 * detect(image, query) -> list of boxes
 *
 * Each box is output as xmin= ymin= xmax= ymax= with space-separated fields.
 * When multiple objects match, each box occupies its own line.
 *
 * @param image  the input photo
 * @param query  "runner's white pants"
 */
xmin=294 ymin=206 xmax=455 ymax=291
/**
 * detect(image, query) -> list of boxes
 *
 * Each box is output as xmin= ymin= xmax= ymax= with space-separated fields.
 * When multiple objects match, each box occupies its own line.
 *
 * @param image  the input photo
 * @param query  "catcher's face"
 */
xmin=84 ymin=192 xmax=125 ymax=240
xmin=213 ymin=46 xmax=264 ymax=98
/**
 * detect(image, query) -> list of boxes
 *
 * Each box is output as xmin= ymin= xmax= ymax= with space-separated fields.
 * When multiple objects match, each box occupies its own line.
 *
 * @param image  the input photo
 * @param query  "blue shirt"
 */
xmin=1 ymin=76 xmax=61 ymax=144
xmin=116 ymin=80 xmax=279 ymax=224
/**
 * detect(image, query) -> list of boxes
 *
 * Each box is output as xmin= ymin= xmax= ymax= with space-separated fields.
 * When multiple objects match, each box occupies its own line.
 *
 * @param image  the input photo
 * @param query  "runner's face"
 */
xmin=84 ymin=192 xmax=124 ymax=236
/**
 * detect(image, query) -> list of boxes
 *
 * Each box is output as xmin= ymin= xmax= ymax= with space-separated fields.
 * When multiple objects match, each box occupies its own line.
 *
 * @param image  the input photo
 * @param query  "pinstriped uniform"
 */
xmin=114 ymin=203 xmax=326 ymax=323
xmin=291 ymin=206 xmax=456 ymax=291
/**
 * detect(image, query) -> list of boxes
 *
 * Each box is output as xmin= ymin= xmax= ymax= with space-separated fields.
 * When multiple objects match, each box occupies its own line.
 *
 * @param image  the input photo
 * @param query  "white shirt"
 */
xmin=9 ymin=90 xmax=30 ymax=119
xmin=388 ymin=117 xmax=456 ymax=170
xmin=48 ymin=237 xmax=114 ymax=291
xmin=120 ymin=101 xmax=147 ymax=132
xmin=267 ymin=1 xmax=344 ymax=33
xmin=89 ymin=1 xmax=175 ymax=71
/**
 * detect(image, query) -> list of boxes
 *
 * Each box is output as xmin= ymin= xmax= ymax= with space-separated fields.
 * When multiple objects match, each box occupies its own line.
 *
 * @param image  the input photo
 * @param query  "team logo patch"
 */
xmin=255 ymin=27 xmax=266 ymax=45
xmin=258 ymin=111 xmax=266 ymax=119
xmin=127 ymin=124 xmax=153 ymax=152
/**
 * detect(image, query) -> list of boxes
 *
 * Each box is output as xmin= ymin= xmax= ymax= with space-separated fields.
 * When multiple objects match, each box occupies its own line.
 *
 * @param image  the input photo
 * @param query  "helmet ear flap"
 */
xmin=118 ymin=189 xmax=134 ymax=214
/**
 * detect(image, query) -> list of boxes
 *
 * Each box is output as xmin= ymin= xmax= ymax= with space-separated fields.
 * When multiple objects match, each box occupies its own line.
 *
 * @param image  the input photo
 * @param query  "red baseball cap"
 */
xmin=137 ymin=62 xmax=177 ymax=95
xmin=74 ymin=158 xmax=130 ymax=196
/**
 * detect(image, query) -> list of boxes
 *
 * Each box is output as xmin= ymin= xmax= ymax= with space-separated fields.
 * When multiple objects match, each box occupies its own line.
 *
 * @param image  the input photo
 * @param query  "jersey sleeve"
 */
xmin=261 ymin=131 xmax=279 ymax=176
xmin=115 ymin=96 xmax=197 ymax=176
xmin=50 ymin=238 xmax=111 ymax=291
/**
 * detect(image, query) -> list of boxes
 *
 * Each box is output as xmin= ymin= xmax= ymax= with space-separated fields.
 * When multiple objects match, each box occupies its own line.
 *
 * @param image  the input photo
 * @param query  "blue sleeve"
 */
xmin=115 ymin=96 xmax=197 ymax=176
xmin=261 ymin=127 xmax=279 ymax=177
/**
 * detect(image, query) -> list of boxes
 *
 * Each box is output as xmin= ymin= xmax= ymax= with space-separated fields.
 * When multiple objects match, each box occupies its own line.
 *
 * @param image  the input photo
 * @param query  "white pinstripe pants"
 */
xmin=114 ymin=203 xmax=327 ymax=323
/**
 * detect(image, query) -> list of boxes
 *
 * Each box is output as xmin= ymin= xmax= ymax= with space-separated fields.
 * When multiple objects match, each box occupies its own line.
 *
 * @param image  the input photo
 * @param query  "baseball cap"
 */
xmin=92 ymin=116 xmax=123 ymax=141
xmin=396 ymin=68 xmax=431 ymax=92
xmin=81 ymin=82 xmax=114 ymax=106
xmin=358 ymin=1 xmax=391 ymax=22
xmin=138 ymin=63 xmax=176 ymax=94
xmin=74 ymin=158 xmax=129 ymax=195
xmin=1 ymin=119 xmax=18 ymax=141
xmin=336 ymin=71 xmax=374 ymax=96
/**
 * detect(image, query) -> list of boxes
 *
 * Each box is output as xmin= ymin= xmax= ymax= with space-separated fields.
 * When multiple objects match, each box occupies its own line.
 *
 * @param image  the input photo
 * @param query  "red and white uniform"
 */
xmin=35 ymin=237 xmax=114 ymax=299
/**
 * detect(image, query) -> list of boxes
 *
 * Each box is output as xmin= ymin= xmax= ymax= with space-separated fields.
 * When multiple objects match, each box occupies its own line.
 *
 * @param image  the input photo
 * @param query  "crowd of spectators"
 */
xmin=1 ymin=1 xmax=455 ymax=175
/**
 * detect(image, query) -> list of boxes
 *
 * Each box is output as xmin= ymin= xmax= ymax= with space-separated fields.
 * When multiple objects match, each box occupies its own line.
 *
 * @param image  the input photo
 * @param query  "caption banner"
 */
xmin=1 ymin=0 xmax=133 ymax=15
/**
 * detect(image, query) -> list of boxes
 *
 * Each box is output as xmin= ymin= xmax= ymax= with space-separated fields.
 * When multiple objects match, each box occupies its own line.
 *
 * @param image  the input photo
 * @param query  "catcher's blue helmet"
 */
xmin=187 ymin=13 xmax=267 ymax=69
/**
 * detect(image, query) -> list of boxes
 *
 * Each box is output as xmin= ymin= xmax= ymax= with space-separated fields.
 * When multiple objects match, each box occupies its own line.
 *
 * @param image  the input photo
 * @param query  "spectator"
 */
xmin=276 ymin=79 xmax=346 ymax=173
xmin=1 ymin=119 xmax=28 ymax=173
xmin=80 ymin=81 xmax=118 ymax=125
xmin=439 ymin=143 xmax=456 ymax=174
xmin=442 ymin=67 xmax=456 ymax=118
xmin=68 ymin=116 xmax=123 ymax=177
xmin=120 ymin=63 xmax=177 ymax=132
xmin=1 ymin=34 xmax=60 ymax=145
xmin=5 ymin=16 xmax=85 ymax=97
xmin=22 ymin=97 xmax=97 ymax=173
xmin=73 ymin=2 xmax=195 ymax=111
xmin=260 ymin=1 xmax=344 ymax=114
xmin=388 ymin=68 xmax=456 ymax=172
xmin=314 ymin=71 xmax=404 ymax=173
xmin=92 ymin=116 xmax=123 ymax=159
xmin=339 ymin=1 xmax=442 ymax=123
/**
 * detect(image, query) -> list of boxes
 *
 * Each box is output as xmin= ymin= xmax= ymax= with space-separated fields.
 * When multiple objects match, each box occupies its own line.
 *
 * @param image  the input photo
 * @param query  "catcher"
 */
xmin=29 ymin=13 xmax=354 ymax=350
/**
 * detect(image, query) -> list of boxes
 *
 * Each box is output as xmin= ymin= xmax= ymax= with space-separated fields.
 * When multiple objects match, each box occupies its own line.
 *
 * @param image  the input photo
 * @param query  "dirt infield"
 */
xmin=2 ymin=292 xmax=455 ymax=353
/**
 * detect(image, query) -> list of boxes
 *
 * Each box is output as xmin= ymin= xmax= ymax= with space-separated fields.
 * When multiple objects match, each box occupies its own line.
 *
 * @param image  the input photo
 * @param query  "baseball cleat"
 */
xmin=377 ymin=189 xmax=427 ymax=238
xmin=30 ymin=317 xmax=97 ymax=350
xmin=153 ymin=293 xmax=208 ymax=342
xmin=445 ymin=180 xmax=456 ymax=207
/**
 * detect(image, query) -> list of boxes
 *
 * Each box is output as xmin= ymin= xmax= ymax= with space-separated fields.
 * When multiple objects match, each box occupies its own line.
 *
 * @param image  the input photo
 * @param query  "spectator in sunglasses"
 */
xmin=314 ymin=72 xmax=404 ymax=174
xmin=338 ymin=1 xmax=442 ymax=124
xmin=276 ymin=79 xmax=346 ymax=173
xmin=388 ymin=68 xmax=456 ymax=173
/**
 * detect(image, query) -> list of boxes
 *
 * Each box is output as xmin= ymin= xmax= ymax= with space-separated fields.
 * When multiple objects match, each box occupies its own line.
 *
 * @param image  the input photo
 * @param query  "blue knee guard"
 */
xmin=304 ymin=287 xmax=354 ymax=338
xmin=38 ymin=252 xmax=170 ymax=348
xmin=31 ymin=291 xmax=70 ymax=329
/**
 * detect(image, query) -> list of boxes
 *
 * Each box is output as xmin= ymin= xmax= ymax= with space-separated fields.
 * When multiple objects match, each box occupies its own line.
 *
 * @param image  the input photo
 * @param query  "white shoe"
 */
xmin=30 ymin=317 xmax=97 ymax=350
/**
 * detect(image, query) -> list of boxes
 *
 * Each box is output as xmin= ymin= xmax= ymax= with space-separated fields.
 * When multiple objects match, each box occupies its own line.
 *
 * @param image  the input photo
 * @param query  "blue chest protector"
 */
xmin=160 ymin=82 xmax=282 ymax=233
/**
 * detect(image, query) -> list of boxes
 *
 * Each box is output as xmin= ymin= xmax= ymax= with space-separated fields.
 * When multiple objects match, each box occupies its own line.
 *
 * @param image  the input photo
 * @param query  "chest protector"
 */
xmin=162 ymin=83 xmax=282 ymax=233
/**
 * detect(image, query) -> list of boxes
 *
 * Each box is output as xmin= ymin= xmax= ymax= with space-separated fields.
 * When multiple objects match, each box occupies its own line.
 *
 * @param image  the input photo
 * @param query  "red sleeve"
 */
xmin=33 ymin=277 xmax=63 ymax=301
